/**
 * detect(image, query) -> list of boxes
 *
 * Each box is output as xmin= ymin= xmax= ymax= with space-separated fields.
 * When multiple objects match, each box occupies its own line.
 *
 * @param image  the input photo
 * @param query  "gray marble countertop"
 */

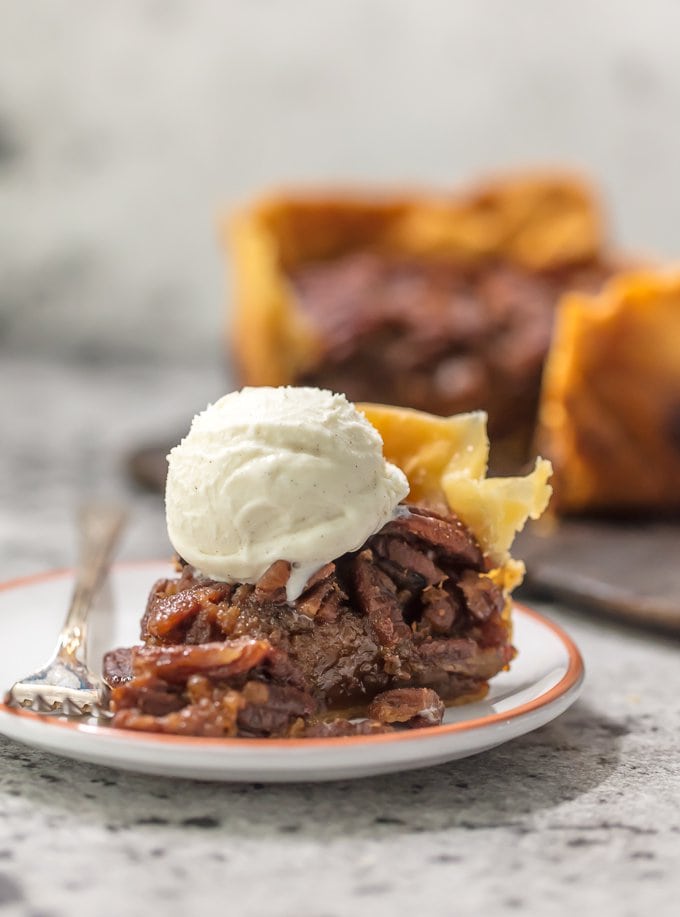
xmin=1 ymin=355 xmax=678 ymax=917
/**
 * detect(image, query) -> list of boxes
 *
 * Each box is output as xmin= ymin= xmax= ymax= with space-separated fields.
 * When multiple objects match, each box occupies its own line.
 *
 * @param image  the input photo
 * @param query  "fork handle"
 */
xmin=57 ymin=504 xmax=127 ymax=660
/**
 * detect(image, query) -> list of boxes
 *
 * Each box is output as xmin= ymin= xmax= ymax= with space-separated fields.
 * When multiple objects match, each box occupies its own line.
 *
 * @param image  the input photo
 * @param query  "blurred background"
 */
xmin=2 ymin=0 xmax=680 ymax=571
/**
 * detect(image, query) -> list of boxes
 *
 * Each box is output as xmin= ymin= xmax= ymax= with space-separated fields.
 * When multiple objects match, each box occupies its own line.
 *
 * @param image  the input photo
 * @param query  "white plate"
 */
xmin=0 ymin=562 xmax=584 ymax=782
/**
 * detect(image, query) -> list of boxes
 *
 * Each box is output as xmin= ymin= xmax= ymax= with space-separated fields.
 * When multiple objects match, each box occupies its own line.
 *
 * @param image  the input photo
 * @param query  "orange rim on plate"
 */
xmin=0 ymin=563 xmax=584 ymax=749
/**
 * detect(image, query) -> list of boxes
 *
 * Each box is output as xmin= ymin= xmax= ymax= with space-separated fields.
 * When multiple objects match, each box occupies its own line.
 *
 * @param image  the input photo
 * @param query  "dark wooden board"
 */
xmin=515 ymin=519 xmax=680 ymax=633
xmin=127 ymin=442 xmax=680 ymax=633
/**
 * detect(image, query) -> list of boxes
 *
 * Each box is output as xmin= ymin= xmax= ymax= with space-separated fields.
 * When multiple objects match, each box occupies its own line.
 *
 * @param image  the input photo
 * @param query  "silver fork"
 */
xmin=5 ymin=503 xmax=127 ymax=717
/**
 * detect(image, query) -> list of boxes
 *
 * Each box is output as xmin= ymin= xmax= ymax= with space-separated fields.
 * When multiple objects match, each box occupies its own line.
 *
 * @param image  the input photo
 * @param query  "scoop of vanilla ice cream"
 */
xmin=165 ymin=387 xmax=410 ymax=599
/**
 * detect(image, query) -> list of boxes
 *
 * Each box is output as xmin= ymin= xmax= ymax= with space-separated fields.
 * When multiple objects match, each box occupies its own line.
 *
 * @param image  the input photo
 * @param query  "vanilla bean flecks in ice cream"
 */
xmin=165 ymin=387 xmax=410 ymax=600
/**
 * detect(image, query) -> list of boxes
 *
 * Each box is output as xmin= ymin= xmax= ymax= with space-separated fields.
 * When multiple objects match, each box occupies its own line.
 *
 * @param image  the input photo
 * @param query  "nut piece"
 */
xmin=367 ymin=687 xmax=445 ymax=728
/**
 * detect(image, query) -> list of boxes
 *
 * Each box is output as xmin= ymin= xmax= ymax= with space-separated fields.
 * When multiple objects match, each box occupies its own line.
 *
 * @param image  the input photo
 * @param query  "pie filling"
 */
xmin=291 ymin=253 xmax=611 ymax=446
xmin=104 ymin=505 xmax=514 ymax=738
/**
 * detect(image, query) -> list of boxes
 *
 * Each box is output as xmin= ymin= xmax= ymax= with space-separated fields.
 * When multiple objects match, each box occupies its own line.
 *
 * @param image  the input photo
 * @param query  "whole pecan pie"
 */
xmin=227 ymin=173 xmax=613 ymax=465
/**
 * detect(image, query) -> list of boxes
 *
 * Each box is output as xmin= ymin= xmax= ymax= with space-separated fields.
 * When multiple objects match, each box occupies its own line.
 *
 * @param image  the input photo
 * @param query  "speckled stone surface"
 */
xmin=1 ymin=357 xmax=679 ymax=917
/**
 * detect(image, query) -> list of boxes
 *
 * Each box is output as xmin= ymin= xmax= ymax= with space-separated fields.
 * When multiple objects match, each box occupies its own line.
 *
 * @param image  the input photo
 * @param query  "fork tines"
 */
xmin=6 ymin=682 xmax=101 ymax=717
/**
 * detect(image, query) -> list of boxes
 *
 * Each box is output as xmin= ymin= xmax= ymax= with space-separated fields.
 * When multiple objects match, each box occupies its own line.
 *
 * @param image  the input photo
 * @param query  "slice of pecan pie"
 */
xmin=104 ymin=407 xmax=552 ymax=738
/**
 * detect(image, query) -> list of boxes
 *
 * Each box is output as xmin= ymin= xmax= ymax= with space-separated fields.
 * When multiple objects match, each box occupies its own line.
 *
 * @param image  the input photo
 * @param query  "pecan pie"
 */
xmin=104 ymin=406 xmax=552 ymax=738
xmin=227 ymin=173 xmax=613 ymax=462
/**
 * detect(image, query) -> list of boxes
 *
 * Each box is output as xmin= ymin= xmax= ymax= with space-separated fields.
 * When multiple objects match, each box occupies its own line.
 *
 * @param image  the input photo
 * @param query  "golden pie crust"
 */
xmin=360 ymin=404 xmax=553 ymax=598
xmin=536 ymin=271 xmax=680 ymax=513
